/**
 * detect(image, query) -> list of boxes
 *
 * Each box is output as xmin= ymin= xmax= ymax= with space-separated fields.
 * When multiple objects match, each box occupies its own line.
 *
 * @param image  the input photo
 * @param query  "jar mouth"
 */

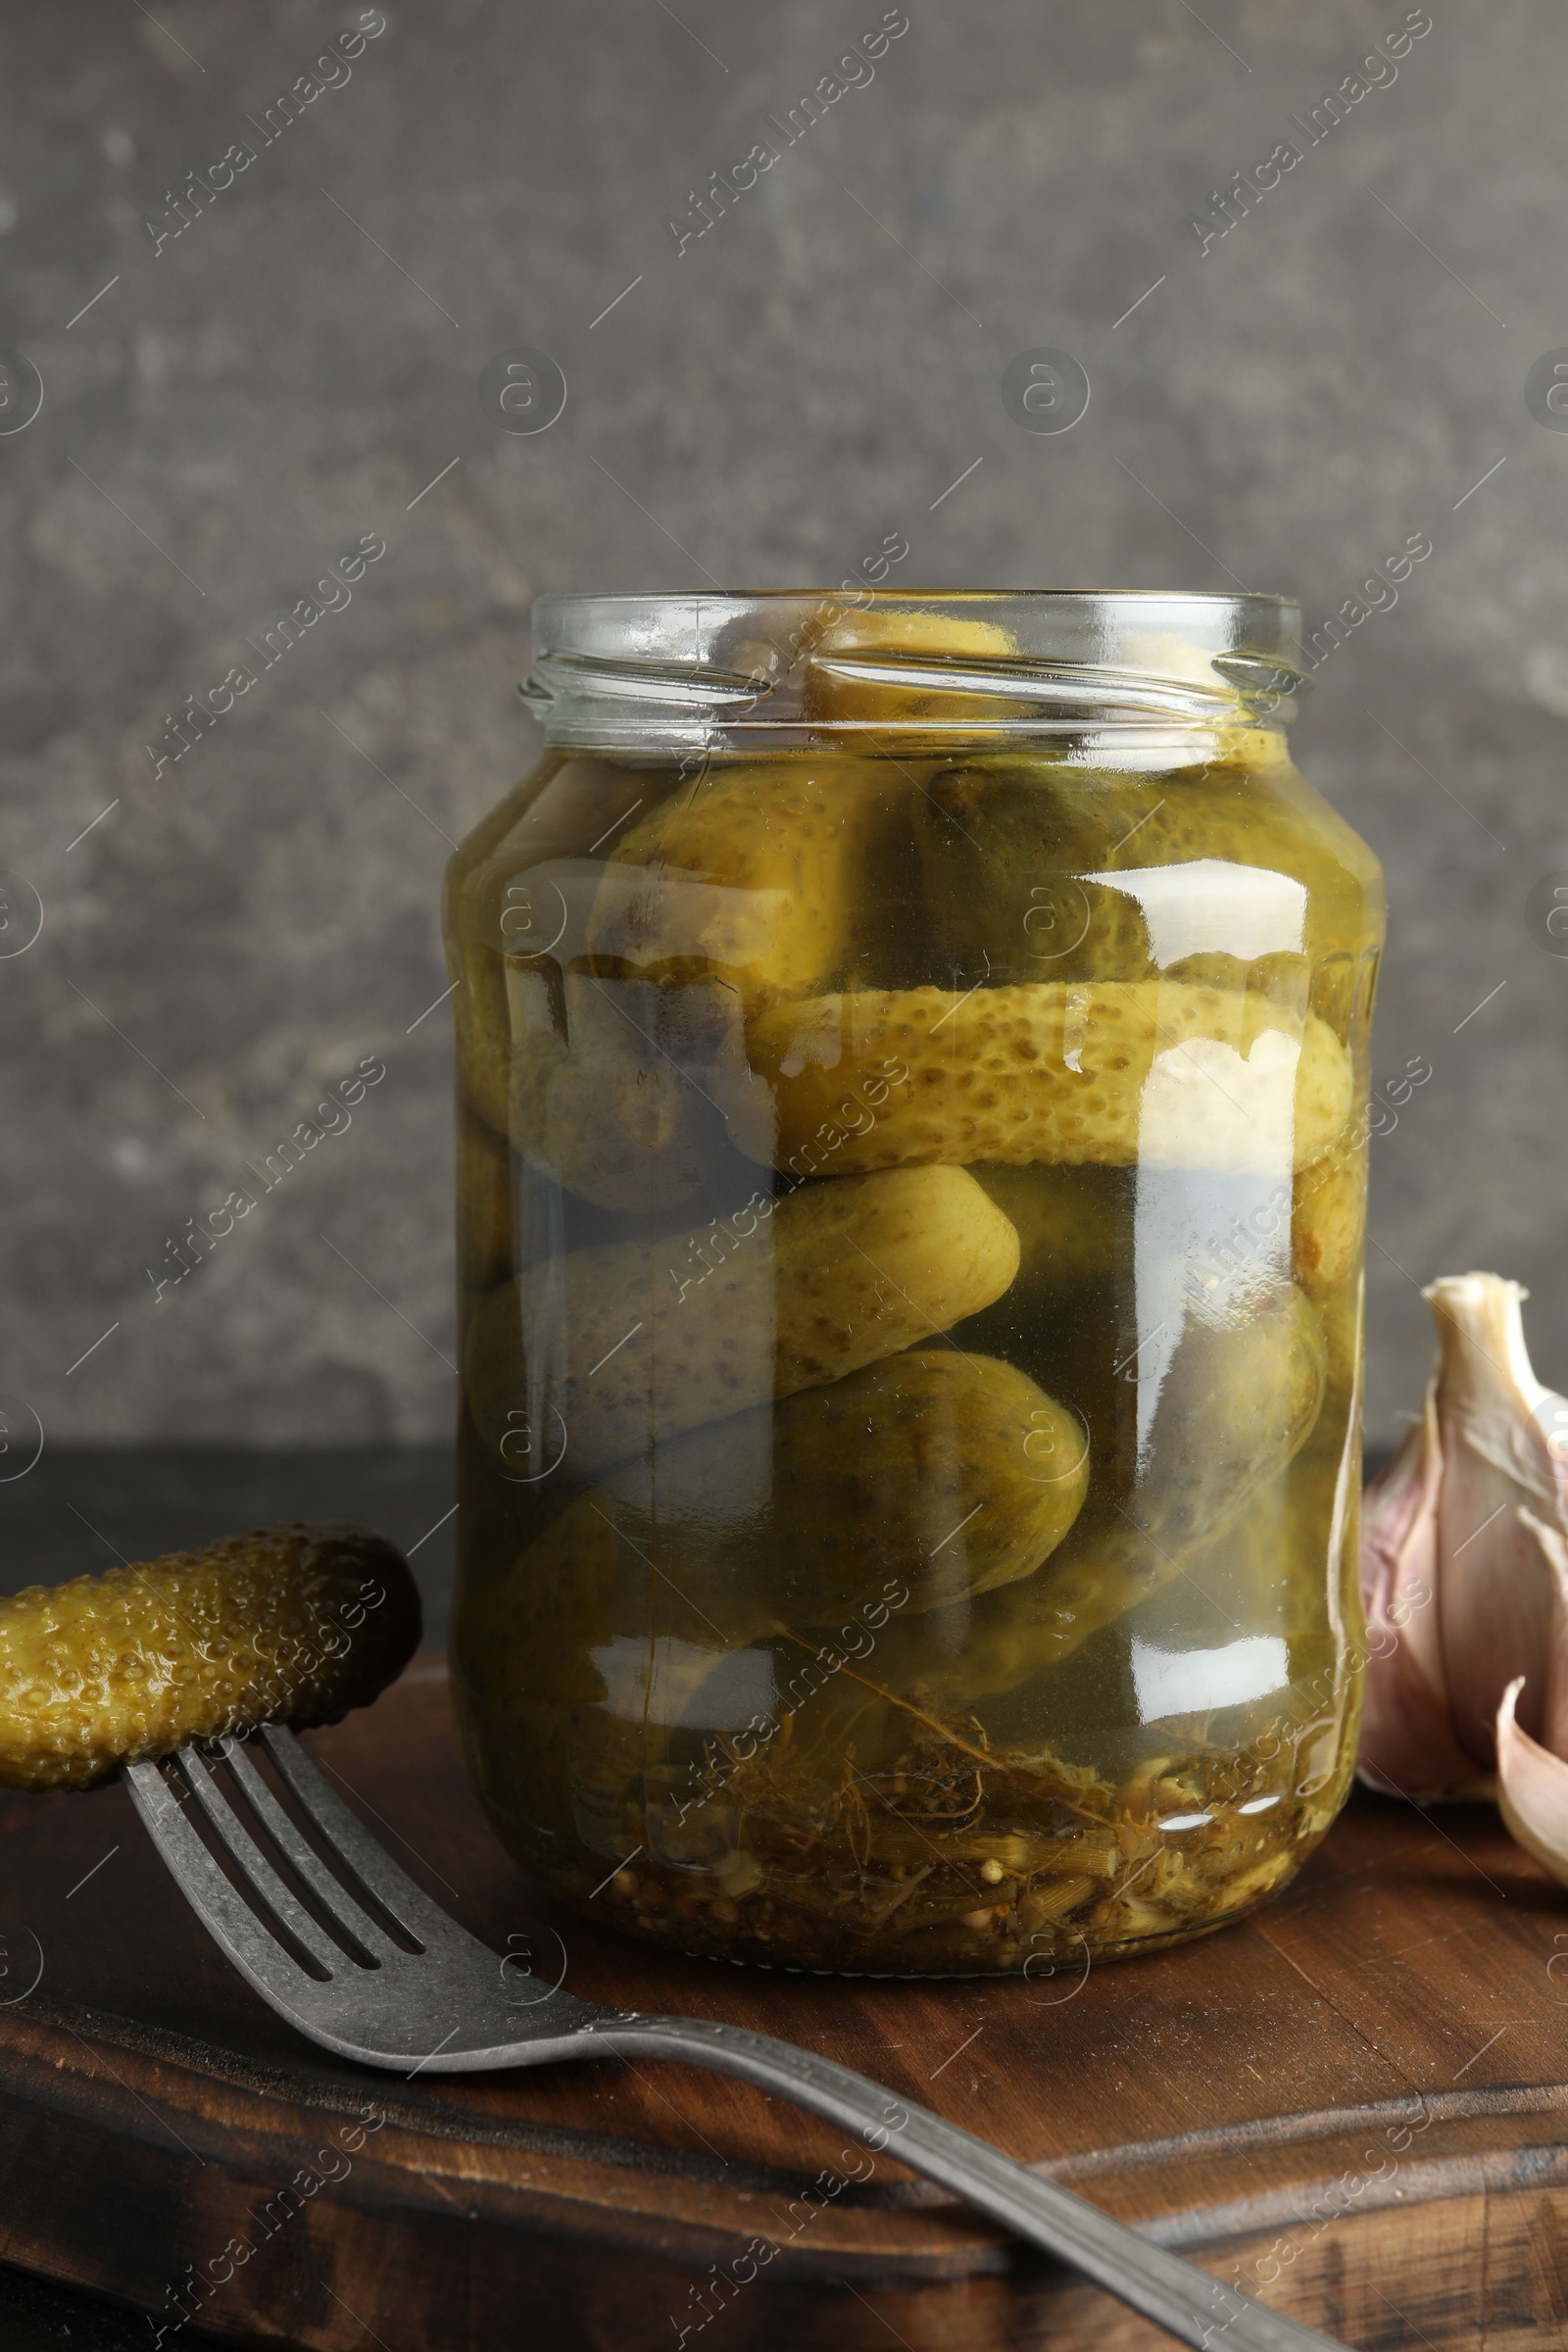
xmin=520 ymin=589 xmax=1309 ymax=752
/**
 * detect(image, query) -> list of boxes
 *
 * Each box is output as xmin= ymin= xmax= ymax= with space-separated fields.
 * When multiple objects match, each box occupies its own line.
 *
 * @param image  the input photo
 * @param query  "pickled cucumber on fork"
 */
xmin=741 ymin=981 xmax=1353 ymax=1177
xmin=0 ymin=1523 xmax=420 ymax=1791
xmin=869 ymin=1280 xmax=1327 ymax=1703
xmin=486 ymin=1349 xmax=1089 ymax=1668
xmin=463 ymin=1162 xmax=1022 ymax=1479
xmin=589 ymin=757 xmax=907 ymax=1010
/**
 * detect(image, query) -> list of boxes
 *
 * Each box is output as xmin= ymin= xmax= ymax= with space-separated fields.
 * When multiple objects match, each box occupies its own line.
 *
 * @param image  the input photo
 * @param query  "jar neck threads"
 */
xmin=519 ymin=590 xmax=1310 ymax=753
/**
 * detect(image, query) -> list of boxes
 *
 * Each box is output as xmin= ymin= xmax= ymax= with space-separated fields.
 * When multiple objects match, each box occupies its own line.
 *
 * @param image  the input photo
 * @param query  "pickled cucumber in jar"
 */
xmin=446 ymin=592 xmax=1385 ymax=1977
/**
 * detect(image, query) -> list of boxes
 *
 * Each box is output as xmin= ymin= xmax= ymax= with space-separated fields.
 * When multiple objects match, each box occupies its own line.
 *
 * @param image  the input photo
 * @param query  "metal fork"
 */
xmin=125 ymin=1727 xmax=1350 ymax=2352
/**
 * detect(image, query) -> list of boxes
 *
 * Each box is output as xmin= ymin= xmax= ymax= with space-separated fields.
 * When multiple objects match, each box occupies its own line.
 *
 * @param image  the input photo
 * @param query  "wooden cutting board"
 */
xmin=2 ymin=1654 xmax=1565 ymax=2352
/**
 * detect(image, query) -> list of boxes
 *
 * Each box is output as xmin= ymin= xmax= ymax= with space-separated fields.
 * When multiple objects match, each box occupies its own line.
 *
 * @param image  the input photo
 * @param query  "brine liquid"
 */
xmin=446 ymin=743 xmax=1382 ymax=1976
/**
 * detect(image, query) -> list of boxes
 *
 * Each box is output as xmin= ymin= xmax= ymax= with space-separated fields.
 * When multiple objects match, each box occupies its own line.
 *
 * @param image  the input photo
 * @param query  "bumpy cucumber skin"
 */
xmin=488 ymin=1348 xmax=1088 ymax=1667
xmin=1292 ymin=1150 xmax=1367 ymax=1301
xmin=743 ymin=982 xmax=1352 ymax=1177
xmin=464 ymin=1163 xmax=1020 ymax=1480
xmin=592 ymin=759 xmax=901 ymax=1009
xmin=873 ymin=1282 xmax=1327 ymax=1702
xmin=0 ymin=1523 xmax=420 ymax=1791
xmin=915 ymin=755 xmax=1382 ymax=990
xmin=465 ymin=967 xmax=767 ymax=1219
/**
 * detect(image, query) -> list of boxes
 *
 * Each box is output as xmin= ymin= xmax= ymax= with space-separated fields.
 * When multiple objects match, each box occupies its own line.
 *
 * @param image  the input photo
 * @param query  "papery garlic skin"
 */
xmin=1426 ymin=1276 xmax=1568 ymax=1762
xmin=1496 ymin=1667 xmax=1568 ymax=1887
xmin=1357 ymin=1274 xmax=1568 ymax=1802
xmin=1356 ymin=1389 xmax=1483 ymax=1799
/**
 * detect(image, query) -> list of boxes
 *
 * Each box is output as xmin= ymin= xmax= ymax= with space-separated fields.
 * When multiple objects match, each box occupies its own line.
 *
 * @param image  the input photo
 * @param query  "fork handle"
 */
xmin=596 ymin=2015 xmax=1348 ymax=2352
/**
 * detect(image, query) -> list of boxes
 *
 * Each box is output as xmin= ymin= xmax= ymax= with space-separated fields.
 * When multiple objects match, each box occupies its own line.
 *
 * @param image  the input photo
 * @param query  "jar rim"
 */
xmin=534 ymin=586 xmax=1298 ymax=605
xmin=521 ymin=588 xmax=1309 ymax=751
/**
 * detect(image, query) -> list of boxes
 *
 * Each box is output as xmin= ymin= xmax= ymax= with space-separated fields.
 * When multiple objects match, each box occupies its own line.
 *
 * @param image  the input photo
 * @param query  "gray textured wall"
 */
xmin=1 ymin=0 xmax=1562 ymax=1457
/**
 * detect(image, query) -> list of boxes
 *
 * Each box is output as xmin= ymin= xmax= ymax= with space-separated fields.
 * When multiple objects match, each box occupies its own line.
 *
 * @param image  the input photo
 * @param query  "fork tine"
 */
xmin=175 ymin=1745 xmax=349 ymax=1977
xmin=259 ymin=1725 xmax=463 ymax=1943
xmin=216 ymin=1737 xmax=405 ymax=1961
xmin=124 ymin=1756 xmax=327 ymax=2002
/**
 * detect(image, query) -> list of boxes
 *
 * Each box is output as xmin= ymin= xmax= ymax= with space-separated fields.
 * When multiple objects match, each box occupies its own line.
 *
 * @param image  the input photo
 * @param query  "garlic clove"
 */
xmin=1496 ymin=1673 xmax=1568 ymax=1887
xmin=1426 ymin=1275 xmax=1568 ymax=1763
xmin=1515 ymin=1506 xmax=1568 ymax=1760
xmin=1356 ymin=1387 xmax=1483 ymax=1798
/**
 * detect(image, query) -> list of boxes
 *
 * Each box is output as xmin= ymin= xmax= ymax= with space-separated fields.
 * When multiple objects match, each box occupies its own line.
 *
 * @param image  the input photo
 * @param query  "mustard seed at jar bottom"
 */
xmin=445 ymin=592 xmax=1385 ymax=1978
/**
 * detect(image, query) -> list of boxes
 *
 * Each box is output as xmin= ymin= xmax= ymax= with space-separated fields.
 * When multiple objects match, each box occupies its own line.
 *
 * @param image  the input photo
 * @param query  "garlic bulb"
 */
xmin=1358 ymin=1273 xmax=1568 ymax=1879
xmin=1357 ymin=1386 xmax=1480 ymax=1800
xmin=1498 ymin=1656 xmax=1568 ymax=1881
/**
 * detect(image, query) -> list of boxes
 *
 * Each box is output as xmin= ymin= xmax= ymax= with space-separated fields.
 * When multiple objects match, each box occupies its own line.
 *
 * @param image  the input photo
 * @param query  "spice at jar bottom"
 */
xmin=445 ymin=591 xmax=1385 ymax=1978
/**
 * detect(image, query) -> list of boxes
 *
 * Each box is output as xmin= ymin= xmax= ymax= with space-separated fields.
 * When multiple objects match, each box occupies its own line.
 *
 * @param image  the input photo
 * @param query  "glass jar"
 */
xmin=444 ymin=591 xmax=1384 ymax=1979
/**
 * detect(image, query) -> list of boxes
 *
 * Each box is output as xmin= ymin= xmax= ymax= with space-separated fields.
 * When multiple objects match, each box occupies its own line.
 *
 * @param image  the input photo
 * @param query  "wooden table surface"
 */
xmin=1 ymin=1654 xmax=1564 ymax=2352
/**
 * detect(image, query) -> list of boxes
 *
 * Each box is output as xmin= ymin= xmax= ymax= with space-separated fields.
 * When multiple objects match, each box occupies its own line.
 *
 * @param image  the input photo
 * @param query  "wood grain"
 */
xmin=1 ymin=1654 xmax=1564 ymax=2349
